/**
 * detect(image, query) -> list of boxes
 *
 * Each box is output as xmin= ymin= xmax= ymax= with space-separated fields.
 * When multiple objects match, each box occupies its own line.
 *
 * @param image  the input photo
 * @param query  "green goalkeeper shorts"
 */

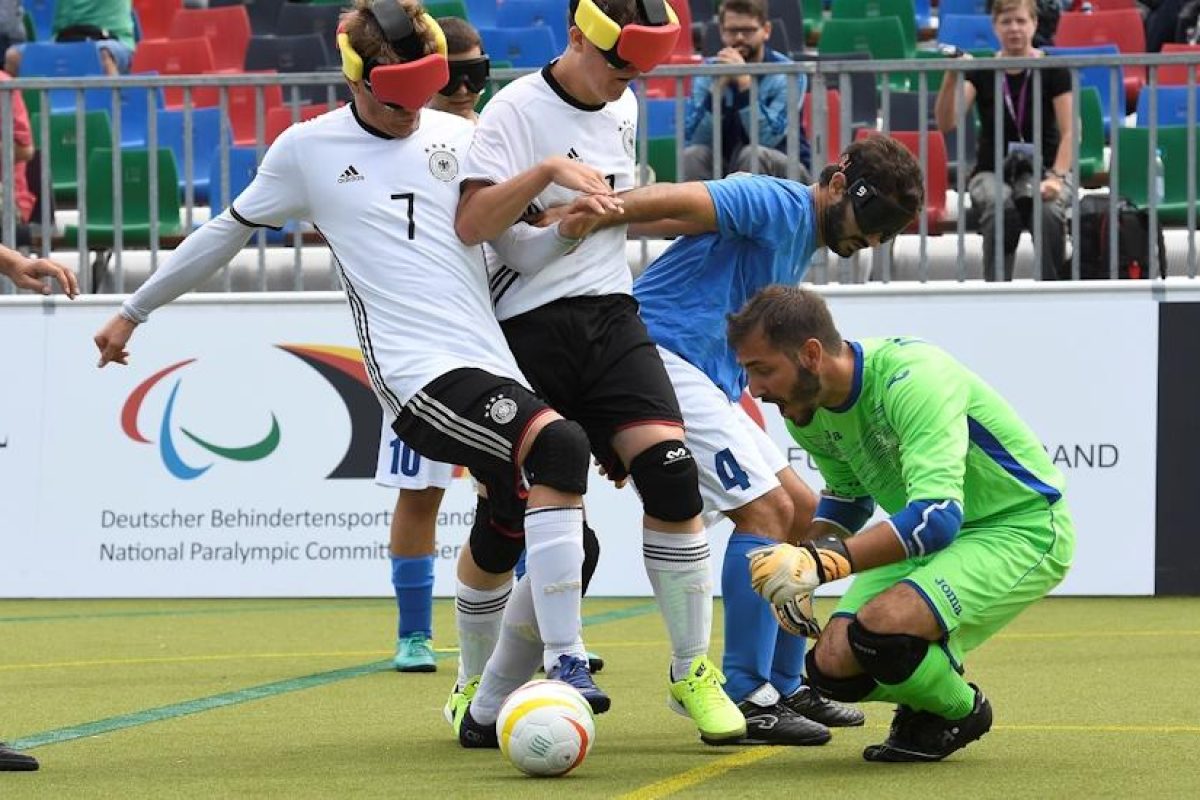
xmin=833 ymin=502 xmax=1076 ymax=667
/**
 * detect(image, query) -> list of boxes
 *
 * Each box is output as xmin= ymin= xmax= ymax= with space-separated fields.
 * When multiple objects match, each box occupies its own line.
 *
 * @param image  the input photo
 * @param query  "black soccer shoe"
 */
xmin=457 ymin=707 xmax=499 ymax=749
xmin=733 ymin=700 xmax=832 ymax=746
xmin=863 ymin=685 xmax=993 ymax=763
xmin=0 ymin=742 xmax=39 ymax=771
xmin=782 ymin=685 xmax=866 ymax=728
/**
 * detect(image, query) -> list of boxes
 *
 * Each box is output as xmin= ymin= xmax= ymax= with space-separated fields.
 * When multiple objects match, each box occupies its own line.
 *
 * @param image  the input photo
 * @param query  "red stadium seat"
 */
xmin=265 ymin=103 xmax=334 ymax=145
xmin=644 ymin=53 xmax=701 ymax=98
xmin=803 ymin=88 xmax=843 ymax=161
xmin=1056 ymin=10 xmax=1146 ymax=105
xmin=134 ymin=0 xmax=181 ymax=41
xmin=168 ymin=6 xmax=253 ymax=71
xmin=857 ymin=128 xmax=949 ymax=234
xmin=667 ymin=0 xmax=694 ymax=57
xmin=130 ymin=37 xmax=217 ymax=109
xmin=194 ymin=73 xmax=284 ymax=146
xmin=1160 ymin=43 xmax=1200 ymax=87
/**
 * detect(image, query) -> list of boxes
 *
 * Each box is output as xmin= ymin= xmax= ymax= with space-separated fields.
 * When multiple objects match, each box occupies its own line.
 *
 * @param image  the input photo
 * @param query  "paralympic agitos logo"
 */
xmin=120 ymin=345 xmax=383 ymax=480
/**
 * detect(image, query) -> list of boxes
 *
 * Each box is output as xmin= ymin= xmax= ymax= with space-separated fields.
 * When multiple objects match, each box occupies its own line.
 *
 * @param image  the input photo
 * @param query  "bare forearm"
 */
xmin=841 ymin=519 xmax=909 ymax=572
xmin=602 ymin=182 xmax=716 ymax=231
xmin=456 ymin=166 xmax=551 ymax=245
xmin=934 ymin=75 xmax=958 ymax=134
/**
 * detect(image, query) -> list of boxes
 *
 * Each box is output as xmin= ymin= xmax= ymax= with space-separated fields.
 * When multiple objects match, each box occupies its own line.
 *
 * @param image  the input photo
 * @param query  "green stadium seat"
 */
xmin=31 ymin=110 xmax=114 ymax=203
xmin=817 ymin=17 xmax=909 ymax=89
xmin=830 ymin=0 xmax=917 ymax=56
xmin=647 ymin=136 xmax=678 ymax=184
xmin=1114 ymin=126 xmax=1197 ymax=225
xmin=427 ymin=1 xmax=470 ymax=21
xmin=1078 ymin=86 xmax=1104 ymax=184
xmin=64 ymin=147 xmax=183 ymax=247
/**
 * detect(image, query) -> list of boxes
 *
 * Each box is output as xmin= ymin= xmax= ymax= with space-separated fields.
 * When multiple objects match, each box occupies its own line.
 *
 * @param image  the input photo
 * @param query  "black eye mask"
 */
xmin=439 ymin=56 xmax=490 ymax=96
xmin=846 ymin=178 xmax=914 ymax=243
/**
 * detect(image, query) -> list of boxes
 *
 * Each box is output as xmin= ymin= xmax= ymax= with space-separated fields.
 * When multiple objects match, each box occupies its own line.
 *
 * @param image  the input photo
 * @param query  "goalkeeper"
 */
xmin=728 ymin=285 xmax=1075 ymax=762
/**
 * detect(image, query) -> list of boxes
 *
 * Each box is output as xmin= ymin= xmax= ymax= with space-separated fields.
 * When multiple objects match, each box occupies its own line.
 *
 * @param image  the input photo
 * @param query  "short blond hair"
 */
xmin=340 ymin=0 xmax=440 ymax=66
xmin=990 ymin=0 xmax=1037 ymax=21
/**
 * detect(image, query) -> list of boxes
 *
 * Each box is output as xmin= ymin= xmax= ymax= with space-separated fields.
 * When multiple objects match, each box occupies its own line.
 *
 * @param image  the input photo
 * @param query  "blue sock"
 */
xmin=514 ymin=549 xmax=527 ymax=582
xmin=771 ymin=626 xmax=808 ymax=698
xmin=721 ymin=532 xmax=778 ymax=703
xmin=391 ymin=555 xmax=434 ymax=638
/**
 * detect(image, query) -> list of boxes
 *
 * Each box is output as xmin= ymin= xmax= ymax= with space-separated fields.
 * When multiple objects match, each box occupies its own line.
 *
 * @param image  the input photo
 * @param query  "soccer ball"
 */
xmin=497 ymin=679 xmax=596 ymax=777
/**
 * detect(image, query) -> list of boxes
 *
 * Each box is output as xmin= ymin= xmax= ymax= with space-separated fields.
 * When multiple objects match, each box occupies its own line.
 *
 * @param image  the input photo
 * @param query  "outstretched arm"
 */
xmin=0 ymin=247 xmax=78 ymax=297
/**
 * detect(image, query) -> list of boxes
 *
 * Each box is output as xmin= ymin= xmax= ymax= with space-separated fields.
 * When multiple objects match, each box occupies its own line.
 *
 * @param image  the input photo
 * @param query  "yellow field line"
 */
xmin=616 ymin=747 xmax=785 ymax=800
xmin=994 ymin=629 xmax=1200 ymax=640
xmin=995 ymin=723 xmax=1200 ymax=734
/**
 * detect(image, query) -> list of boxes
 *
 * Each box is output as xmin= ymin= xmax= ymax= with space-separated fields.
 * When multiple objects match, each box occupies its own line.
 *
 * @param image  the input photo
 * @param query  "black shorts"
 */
xmin=391 ymin=368 xmax=553 ymax=535
xmin=500 ymin=294 xmax=684 ymax=478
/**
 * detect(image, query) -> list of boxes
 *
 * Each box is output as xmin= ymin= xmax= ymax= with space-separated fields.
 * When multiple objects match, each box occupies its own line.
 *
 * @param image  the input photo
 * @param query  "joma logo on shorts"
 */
xmin=935 ymin=578 xmax=963 ymax=616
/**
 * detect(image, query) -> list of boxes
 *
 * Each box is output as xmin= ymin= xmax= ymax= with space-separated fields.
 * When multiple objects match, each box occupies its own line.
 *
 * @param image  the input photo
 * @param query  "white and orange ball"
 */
xmin=496 ymin=679 xmax=595 ymax=777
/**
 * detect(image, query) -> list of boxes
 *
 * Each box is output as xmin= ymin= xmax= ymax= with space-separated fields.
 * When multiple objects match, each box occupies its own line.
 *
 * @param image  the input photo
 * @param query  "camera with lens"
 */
xmin=1003 ymin=149 xmax=1037 ymax=209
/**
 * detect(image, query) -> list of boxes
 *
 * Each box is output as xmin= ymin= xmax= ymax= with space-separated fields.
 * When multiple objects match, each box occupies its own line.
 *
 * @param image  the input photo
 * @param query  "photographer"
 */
xmin=935 ymin=0 xmax=1074 ymax=280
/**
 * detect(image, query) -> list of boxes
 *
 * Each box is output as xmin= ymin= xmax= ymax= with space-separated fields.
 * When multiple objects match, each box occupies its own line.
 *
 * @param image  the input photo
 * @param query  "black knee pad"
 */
xmin=523 ymin=418 xmax=590 ymax=495
xmin=629 ymin=440 xmax=702 ymax=523
xmin=846 ymin=618 xmax=930 ymax=685
xmin=804 ymin=648 xmax=876 ymax=703
xmin=468 ymin=495 xmax=525 ymax=575
xmin=581 ymin=521 xmax=600 ymax=596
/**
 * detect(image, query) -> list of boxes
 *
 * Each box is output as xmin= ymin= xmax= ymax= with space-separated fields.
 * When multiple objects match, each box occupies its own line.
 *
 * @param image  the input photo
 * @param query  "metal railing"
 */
xmin=0 ymin=52 xmax=1197 ymax=294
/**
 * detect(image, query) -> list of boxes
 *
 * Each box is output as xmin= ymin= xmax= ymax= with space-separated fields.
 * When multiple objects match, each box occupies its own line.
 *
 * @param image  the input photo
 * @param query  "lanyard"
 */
xmin=1002 ymin=70 xmax=1031 ymax=142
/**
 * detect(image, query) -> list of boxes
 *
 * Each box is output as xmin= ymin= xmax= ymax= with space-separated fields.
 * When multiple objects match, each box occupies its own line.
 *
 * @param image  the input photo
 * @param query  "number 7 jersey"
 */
xmin=228 ymin=105 xmax=527 ymax=417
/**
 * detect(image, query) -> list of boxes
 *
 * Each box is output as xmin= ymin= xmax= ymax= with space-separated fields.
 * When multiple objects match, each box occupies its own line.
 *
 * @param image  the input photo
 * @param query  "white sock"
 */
xmin=455 ymin=578 xmax=512 ymax=688
xmin=470 ymin=575 xmax=544 ymax=725
xmin=524 ymin=505 xmax=587 ymax=672
xmin=643 ymin=528 xmax=713 ymax=680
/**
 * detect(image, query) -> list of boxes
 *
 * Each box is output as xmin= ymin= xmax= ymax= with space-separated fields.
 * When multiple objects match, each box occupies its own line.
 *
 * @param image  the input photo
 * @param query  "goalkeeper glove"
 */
xmin=747 ymin=536 xmax=854 ymax=605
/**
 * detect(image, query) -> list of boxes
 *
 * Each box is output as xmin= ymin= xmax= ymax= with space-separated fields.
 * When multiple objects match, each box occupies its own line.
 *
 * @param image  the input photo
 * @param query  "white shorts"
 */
xmin=658 ymin=347 xmax=786 ymax=526
xmin=375 ymin=416 xmax=456 ymax=490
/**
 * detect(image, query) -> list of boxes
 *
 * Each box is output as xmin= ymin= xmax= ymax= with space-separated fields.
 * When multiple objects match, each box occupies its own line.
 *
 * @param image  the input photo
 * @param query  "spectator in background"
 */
xmin=0 ymin=242 xmax=78 ymax=295
xmin=682 ymin=0 xmax=806 ymax=182
xmin=0 ymin=2 xmax=25 ymax=57
xmin=0 ymin=72 xmax=36 ymax=231
xmin=430 ymin=16 xmax=488 ymax=121
xmin=6 ymin=0 xmax=135 ymax=76
xmin=935 ymin=0 xmax=1074 ymax=281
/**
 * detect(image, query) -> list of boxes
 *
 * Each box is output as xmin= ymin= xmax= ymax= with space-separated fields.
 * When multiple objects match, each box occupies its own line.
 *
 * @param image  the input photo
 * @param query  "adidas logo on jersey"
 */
xmin=337 ymin=165 xmax=364 ymax=184
xmin=566 ymin=148 xmax=581 ymax=161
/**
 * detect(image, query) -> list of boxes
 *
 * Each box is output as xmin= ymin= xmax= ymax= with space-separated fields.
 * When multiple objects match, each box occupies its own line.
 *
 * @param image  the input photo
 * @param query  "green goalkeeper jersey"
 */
xmin=786 ymin=337 xmax=1065 ymax=523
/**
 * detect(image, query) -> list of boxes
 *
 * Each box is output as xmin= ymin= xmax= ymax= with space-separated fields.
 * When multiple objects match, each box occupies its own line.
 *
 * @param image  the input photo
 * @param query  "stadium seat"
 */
xmin=937 ymin=14 xmax=998 ymax=52
xmin=667 ymin=0 xmax=695 ymax=57
xmin=426 ymin=0 xmax=471 ymax=20
xmin=131 ymin=38 xmax=218 ymax=109
xmin=133 ymin=0 xmax=181 ymax=41
xmin=168 ymin=6 xmax=253 ymax=72
xmin=643 ymin=97 xmax=678 ymax=138
xmin=884 ymin=89 xmax=975 ymax=181
xmin=85 ymin=84 xmax=164 ymax=148
xmin=275 ymin=1 xmax=342 ymax=38
xmin=858 ymin=128 xmax=949 ymax=233
xmin=937 ymin=0 xmax=989 ymax=16
xmin=1159 ymin=43 xmax=1200 ymax=87
xmin=1114 ymin=125 xmax=1196 ymax=224
xmin=802 ymin=88 xmax=843 ymax=160
xmin=1135 ymin=85 xmax=1200 ymax=129
xmin=65 ymin=147 xmax=183 ymax=246
xmin=647 ymin=136 xmax=678 ymax=182
xmin=194 ymin=78 xmax=284 ymax=146
xmin=25 ymin=0 xmax=55 ymax=42
xmin=830 ymin=0 xmax=917 ymax=57
xmin=1077 ymin=85 xmax=1104 ymax=183
xmin=817 ymin=18 xmax=909 ymax=87
xmin=264 ymin=103 xmax=331 ymax=145
xmin=221 ymin=0 xmax=286 ymax=36
xmin=478 ymin=26 xmax=558 ymax=68
xmin=245 ymin=33 xmax=336 ymax=104
xmin=31 ymin=109 xmax=114 ymax=202
xmin=465 ymin=0 xmax=498 ymax=27
xmin=772 ymin=0 xmax=806 ymax=57
xmin=22 ymin=42 xmax=106 ymax=114
xmin=804 ymin=0 xmax=825 ymax=41
xmin=643 ymin=52 xmax=701 ymax=98
xmin=1044 ymin=44 xmax=1123 ymax=134
xmin=496 ymin=0 xmax=568 ymax=53
xmin=1056 ymin=10 xmax=1146 ymax=103
xmin=207 ymin=145 xmax=259 ymax=210
xmin=157 ymin=107 xmax=229 ymax=204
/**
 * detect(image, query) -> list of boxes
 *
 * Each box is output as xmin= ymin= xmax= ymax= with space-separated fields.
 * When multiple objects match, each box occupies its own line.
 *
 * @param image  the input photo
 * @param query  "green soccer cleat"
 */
xmin=667 ymin=656 xmax=747 ymax=745
xmin=392 ymin=632 xmax=436 ymax=673
xmin=443 ymin=676 xmax=480 ymax=736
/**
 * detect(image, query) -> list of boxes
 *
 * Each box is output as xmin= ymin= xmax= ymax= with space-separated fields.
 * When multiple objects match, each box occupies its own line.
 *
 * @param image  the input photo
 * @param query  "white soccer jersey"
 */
xmin=125 ymin=105 xmax=528 ymax=417
xmin=464 ymin=66 xmax=639 ymax=320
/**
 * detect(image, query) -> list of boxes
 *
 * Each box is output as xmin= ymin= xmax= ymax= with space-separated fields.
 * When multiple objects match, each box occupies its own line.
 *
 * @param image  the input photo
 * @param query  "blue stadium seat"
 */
xmin=206 ymin=145 xmax=298 ymax=242
xmin=914 ymin=0 xmax=932 ymax=29
xmin=644 ymin=98 xmax=678 ymax=137
xmin=158 ymin=107 xmax=229 ymax=205
xmin=1135 ymin=85 xmax=1200 ymax=129
xmin=25 ymin=0 xmax=55 ymax=41
xmin=22 ymin=42 xmax=106 ymax=114
xmin=478 ymin=26 xmax=559 ymax=68
xmin=466 ymin=0 xmax=499 ymax=27
xmin=496 ymin=0 xmax=568 ymax=52
xmin=937 ymin=0 xmax=989 ymax=17
xmin=85 ymin=83 xmax=165 ymax=149
xmin=1045 ymin=44 xmax=1122 ymax=135
xmin=937 ymin=14 xmax=998 ymax=52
